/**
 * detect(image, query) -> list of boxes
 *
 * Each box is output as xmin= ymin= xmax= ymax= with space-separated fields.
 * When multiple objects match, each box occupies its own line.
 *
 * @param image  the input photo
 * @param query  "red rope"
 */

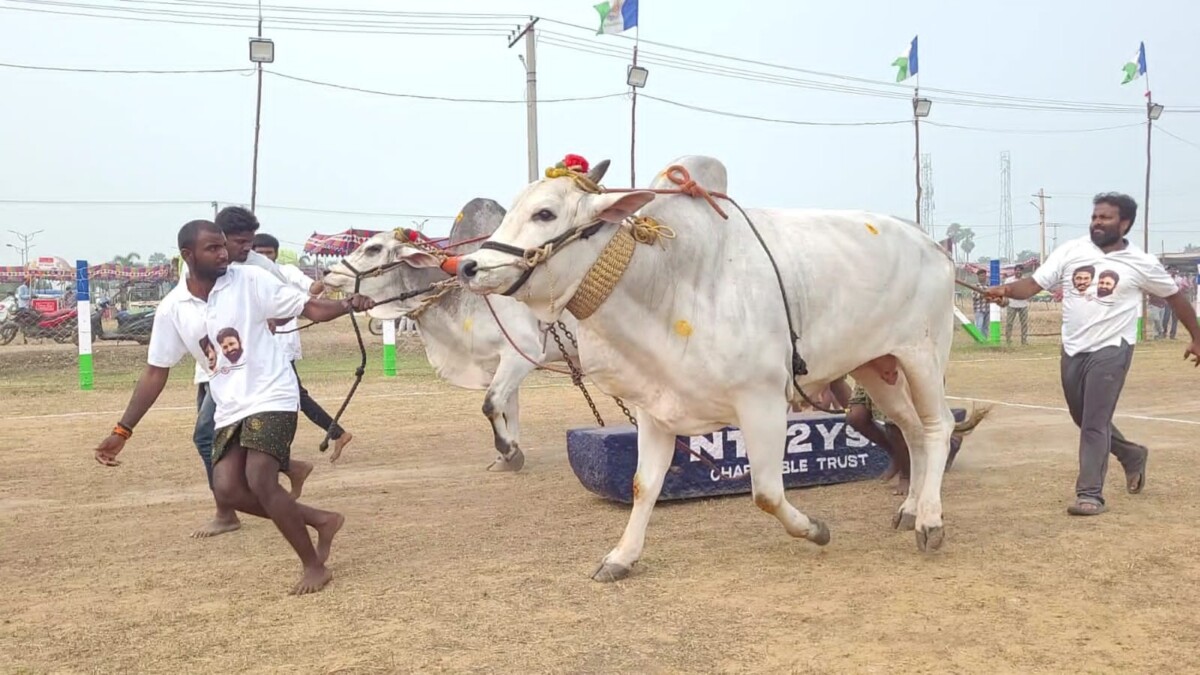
xmin=482 ymin=296 xmax=574 ymax=376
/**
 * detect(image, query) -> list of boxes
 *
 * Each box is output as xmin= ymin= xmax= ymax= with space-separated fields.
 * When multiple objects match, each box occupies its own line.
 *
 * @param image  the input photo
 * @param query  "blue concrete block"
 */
xmin=567 ymin=409 xmax=968 ymax=504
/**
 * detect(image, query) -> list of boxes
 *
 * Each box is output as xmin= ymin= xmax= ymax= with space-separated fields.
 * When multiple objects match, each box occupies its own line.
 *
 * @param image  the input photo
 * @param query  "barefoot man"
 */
xmin=93 ymin=219 xmax=376 ymax=594
xmin=187 ymin=207 xmax=314 ymax=537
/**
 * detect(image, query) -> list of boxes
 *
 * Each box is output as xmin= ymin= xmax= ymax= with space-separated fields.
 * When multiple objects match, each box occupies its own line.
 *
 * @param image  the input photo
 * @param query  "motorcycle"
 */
xmin=92 ymin=299 xmax=154 ymax=345
xmin=0 ymin=305 xmax=79 ymax=345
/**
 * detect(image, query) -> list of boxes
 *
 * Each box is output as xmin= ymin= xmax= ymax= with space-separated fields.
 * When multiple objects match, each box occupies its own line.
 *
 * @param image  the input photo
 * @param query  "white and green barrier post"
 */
xmin=382 ymin=318 xmax=397 ymax=377
xmin=989 ymin=259 xmax=1001 ymax=346
xmin=76 ymin=260 xmax=94 ymax=390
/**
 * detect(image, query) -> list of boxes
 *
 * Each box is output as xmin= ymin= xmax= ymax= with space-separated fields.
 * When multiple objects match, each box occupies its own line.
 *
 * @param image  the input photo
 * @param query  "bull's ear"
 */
xmin=399 ymin=247 xmax=442 ymax=269
xmin=587 ymin=191 xmax=656 ymax=223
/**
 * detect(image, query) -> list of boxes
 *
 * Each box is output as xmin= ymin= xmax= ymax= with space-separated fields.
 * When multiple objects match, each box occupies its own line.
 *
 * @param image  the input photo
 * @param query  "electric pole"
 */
xmin=1030 ymin=189 xmax=1051 ymax=263
xmin=7 ymin=229 xmax=42 ymax=267
xmin=919 ymin=153 xmax=934 ymax=236
xmin=509 ymin=18 xmax=540 ymax=183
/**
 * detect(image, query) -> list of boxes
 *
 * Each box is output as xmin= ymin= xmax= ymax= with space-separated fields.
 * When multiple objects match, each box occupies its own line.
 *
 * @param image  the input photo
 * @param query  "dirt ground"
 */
xmin=3 ymin=325 xmax=1200 ymax=674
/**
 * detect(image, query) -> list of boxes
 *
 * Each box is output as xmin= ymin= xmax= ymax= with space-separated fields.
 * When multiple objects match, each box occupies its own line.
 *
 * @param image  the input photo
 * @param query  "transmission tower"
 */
xmin=999 ymin=151 xmax=1014 ymax=262
xmin=919 ymin=153 xmax=934 ymax=235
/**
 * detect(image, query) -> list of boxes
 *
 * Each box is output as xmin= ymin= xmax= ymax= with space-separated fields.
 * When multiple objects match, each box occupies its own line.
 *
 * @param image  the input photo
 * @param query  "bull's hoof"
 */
xmin=892 ymin=511 xmax=917 ymax=531
xmin=590 ymin=560 xmax=632 ymax=583
xmin=486 ymin=448 xmax=525 ymax=473
xmin=916 ymin=525 xmax=945 ymax=552
xmin=806 ymin=518 xmax=831 ymax=546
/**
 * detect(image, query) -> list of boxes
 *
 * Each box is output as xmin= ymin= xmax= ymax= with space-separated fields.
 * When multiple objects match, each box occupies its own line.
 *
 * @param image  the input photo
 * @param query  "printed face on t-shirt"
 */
xmin=199 ymin=336 xmax=218 ymax=371
xmin=1072 ymin=266 xmax=1095 ymax=294
xmin=1096 ymin=270 xmax=1120 ymax=298
xmin=216 ymin=327 xmax=244 ymax=363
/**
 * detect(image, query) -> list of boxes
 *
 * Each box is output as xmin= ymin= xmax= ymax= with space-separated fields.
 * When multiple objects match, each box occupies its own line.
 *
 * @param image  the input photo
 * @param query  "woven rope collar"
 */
xmin=563 ymin=217 xmax=674 ymax=320
xmin=564 ymin=226 xmax=637 ymax=321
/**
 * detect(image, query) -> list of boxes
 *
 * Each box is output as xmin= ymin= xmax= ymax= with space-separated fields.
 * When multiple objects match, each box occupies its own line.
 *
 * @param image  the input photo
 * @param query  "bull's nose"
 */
xmin=459 ymin=258 xmax=479 ymax=279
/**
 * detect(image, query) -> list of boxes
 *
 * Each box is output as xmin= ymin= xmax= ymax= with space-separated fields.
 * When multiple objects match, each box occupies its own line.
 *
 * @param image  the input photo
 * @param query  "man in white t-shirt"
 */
xmin=93 ymin=219 xmax=375 ymax=595
xmin=1004 ymin=264 xmax=1030 ymax=345
xmin=184 ymin=206 xmax=315 ymax=538
xmin=987 ymin=192 xmax=1200 ymax=516
xmin=252 ymin=233 xmax=355 ymax=461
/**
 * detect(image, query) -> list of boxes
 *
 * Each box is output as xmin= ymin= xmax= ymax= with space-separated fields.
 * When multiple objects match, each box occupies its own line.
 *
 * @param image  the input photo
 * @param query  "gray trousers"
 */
xmin=1060 ymin=341 xmax=1147 ymax=504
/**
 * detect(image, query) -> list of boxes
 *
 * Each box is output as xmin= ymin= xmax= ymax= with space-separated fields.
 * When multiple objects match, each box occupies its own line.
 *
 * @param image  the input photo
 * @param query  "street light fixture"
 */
xmin=1148 ymin=102 xmax=1164 ymax=120
xmin=913 ymin=97 xmax=933 ymax=118
xmin=627 ymin=64 xmax=649 ymax=88
xmin=249 ymin=37 xmax=275 ymax=64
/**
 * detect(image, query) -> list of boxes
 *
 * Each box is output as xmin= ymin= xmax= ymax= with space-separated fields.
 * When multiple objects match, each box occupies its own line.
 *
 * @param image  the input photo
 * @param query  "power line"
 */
xmin=638 ymin=94 xmax=908 ymax=127
xmin=7 ymin=1 xmax=1198 ymax=113
xmin=266 ymin=70 xmax=627 ymax=105
xmin=1156 ymin=126 xmax=1200 ymax=151
xmin=0 ymin=198 xmax=456 ymax=219
xmin=0 ymin=62 xmax=251 ymax=75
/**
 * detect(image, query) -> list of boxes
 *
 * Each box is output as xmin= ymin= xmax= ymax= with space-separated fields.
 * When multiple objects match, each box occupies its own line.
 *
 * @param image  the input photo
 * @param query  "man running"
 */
xmin=94 ymin=219 xmax=375 ymax=594
xmin=251 ymin=232 xmax=355 ymax=461
xmin=986 ymin=192 xmax=1200 ymax=515
xmin=188 ymin=206 xmax=313 ymax=538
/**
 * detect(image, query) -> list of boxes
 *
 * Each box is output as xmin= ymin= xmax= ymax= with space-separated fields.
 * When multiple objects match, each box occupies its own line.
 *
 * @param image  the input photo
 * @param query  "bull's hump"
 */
xmin=447 ymin=197 xmax=507 ymax=253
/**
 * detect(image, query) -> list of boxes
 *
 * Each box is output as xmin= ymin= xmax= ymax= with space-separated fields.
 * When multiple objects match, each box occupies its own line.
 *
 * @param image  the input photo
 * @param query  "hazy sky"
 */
xmin=1 ymin=0 xmax=1197 ymax=267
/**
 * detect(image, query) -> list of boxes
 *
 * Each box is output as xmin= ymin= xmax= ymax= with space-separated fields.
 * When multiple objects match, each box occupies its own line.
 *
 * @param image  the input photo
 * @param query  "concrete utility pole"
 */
xmin=509 ymin=18 xmax=540 ymax=183
xmin=1030 ymin=188 xmax=1052 ymax=263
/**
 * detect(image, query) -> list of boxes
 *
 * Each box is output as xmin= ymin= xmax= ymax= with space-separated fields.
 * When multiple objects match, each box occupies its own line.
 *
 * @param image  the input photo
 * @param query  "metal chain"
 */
xmin=547 ymin=323 xmax=605 ymax=427
xmin=553 ymin=320 xmax=638 ymax=428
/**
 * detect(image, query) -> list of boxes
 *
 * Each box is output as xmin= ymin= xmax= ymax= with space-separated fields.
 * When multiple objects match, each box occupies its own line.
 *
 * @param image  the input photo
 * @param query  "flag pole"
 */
xmin=630 ymin=24 xmax=640 ymax=188
xmin=913 ymin=41 xmax=922 ymax=234
xmin=1141 ymin=43 xmax=1153 ymax=340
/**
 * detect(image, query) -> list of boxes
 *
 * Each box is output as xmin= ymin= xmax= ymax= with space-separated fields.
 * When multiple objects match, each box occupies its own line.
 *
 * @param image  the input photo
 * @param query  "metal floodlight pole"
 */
xmin=912 ymin=94 xmax=931 ymax=231
xmin=1141 ymin=100 xmax=1163 ymax=339
xmin=627 ymin=53 xmax=648 ymax=188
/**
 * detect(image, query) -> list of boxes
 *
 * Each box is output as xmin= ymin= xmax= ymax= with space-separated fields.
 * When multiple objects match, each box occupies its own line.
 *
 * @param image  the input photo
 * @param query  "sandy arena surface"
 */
xmin=3 ymin=326 xmax=1199 ymax=674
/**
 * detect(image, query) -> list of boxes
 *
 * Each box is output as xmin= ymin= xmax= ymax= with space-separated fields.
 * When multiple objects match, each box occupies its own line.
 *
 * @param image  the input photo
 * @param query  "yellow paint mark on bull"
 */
xmin=463 ymin=317 xmax=474 ymax=332
xmin=455 ymin=212 xmax=464 ymax=224
xmin=674 ymin=319 xmax=693 ymax=337
xmin=865 ymin=222 xmax=879 ymax=235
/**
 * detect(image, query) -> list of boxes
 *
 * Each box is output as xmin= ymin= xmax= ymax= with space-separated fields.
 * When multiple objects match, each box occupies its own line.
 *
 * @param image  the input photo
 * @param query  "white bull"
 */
xmin=458 ymin=156 xmax=959 ymax=581
xmin=322 ymin=198 xmax=580 ymax=472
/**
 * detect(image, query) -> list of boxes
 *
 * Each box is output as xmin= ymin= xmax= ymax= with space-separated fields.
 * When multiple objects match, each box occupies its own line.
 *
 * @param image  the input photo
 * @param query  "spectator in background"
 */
xmin=1162 ymin=266 xmax=1190 ymax=340
xmin=972 ymin=269 xmax=991 ymax=335
xmin=1004 ymin=264 xmax=1030 ymax=345
xmin=1149 ymin=293 xmax=1169 ymax=339
xmin=16 ymin=277 xmax=31 ymax=309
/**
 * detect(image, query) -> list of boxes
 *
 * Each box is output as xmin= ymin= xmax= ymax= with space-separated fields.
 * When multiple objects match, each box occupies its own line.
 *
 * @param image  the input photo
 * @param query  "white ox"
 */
xmin=322 ymin=198 xmax=580 ymax=472
xmin=458 ymin=156 xmax=959 ymax=581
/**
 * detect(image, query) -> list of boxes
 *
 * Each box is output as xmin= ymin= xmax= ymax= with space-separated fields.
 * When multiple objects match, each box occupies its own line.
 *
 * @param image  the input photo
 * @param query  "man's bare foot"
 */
xmin=330 ymin=432 xmax=354 ymax=463
xmin=291 ymin=565 xmax=333 ymax=595
xmin=893 ymin=476 xmax=910 ymax=496
xmin=315 ymin=512 xmax=345 ymax=565
xmin=286 ymin=460 xmax=314 ymax=499
xmin=190 ymin=515 xmax=241 ymax=539
xmin=880 ymin=460 xmax=900 ymax=482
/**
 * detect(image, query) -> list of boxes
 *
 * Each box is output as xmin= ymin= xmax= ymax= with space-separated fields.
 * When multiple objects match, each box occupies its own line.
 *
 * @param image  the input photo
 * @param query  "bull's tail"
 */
xmin=952 ymin=405 xmax=991 ymax=437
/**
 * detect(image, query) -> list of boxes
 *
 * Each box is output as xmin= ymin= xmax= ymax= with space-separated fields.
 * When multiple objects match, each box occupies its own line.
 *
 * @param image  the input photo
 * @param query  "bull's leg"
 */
xmin=740 ymin=396 xmax=830 ymax=545
xmin=592 ymin=409 xmax=674 ymax=582
xmin=850 ymin=365 xmax=924 ymax=531
xmin=482 ymin=354 xmax=536 ymax=472
xmin=894 ymin=350 xmax=955 ymax=552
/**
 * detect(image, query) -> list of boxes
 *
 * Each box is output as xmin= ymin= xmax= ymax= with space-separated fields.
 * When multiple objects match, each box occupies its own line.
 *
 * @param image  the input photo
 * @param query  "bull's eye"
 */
xmin=532 ymin=209 xmax=556 ymax=222
xmin=365 ymin=244 xmax=383 ymax=255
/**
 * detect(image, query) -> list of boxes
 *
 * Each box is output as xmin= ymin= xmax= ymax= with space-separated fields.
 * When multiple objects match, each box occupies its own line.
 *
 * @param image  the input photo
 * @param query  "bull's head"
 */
xmin=456 ymin=158 xmax=656 ymax=321
xmin=322 ymin=231 xmax=444 ymax=321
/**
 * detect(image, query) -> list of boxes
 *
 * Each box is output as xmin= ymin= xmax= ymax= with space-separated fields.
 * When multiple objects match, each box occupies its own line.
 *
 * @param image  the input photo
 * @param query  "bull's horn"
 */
xmin=587 ymin=159 xmax=611 ymax=184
